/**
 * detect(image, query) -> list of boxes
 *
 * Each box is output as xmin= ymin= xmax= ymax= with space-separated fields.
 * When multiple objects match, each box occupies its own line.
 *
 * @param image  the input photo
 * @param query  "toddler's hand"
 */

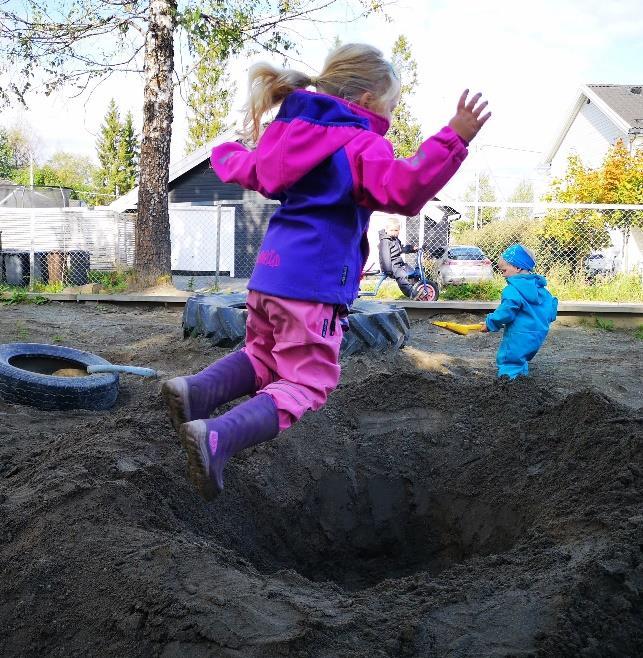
xmin=448 ymin=90 xmax=491 ymax=143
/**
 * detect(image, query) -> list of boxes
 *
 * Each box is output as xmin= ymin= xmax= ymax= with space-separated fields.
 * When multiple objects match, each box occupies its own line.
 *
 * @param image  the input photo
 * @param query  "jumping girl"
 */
xmin=162 ymin=43 xmax=491 ymax=500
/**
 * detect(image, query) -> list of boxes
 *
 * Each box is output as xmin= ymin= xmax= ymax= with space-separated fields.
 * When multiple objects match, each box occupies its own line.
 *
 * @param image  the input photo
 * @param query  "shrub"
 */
xmin=440 ymin=278 xmax=504 ymax=301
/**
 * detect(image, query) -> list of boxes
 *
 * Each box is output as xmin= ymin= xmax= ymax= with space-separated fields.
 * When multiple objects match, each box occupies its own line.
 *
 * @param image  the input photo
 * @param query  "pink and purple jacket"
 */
xmin=211 ymin=90 xmax=468 ymax=305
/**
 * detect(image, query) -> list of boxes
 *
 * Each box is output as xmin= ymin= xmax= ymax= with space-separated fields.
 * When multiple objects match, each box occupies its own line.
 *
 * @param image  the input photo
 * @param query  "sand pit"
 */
xmin=0 ymin=302 xmax=641 ymax=657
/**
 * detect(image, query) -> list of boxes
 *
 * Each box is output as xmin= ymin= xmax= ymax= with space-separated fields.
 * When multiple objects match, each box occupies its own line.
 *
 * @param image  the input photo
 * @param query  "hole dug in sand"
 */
xmin=217 ymin=375 xmax=540 ymax=591
xmin=266 ymin=471 xmax=527 ymax=591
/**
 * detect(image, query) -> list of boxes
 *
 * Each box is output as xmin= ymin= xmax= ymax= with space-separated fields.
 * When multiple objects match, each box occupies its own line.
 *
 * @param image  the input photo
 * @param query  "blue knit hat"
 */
xmin=500 ymin=244 xmax=535 ymax=271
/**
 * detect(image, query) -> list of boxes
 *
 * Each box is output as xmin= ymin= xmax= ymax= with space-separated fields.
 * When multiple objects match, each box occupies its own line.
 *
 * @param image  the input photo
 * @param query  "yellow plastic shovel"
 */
xmin=432 ymin=321 xmax=485 ymax=336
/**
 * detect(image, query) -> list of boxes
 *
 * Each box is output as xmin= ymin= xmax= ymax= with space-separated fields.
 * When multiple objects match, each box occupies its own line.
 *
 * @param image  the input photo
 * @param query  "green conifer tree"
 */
xmin=117 ymin=111 xmax=139 ymax=194
xmin=389 ymin=35 xmax=422 ymax=159
xmin=95 ymin=100 xmax=122 ymax=197
xmin=185 ymin=44 xmax=235 ymax=153
xmin=95 ymin=100 xmax=139 ymax=199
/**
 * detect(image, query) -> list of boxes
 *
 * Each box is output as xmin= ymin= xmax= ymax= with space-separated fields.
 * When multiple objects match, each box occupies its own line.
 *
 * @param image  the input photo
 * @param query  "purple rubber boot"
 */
xmin=180 ymin=393 xmax=279 ymax=500
xmin=161 ymin=351 xmax=257 ymax=433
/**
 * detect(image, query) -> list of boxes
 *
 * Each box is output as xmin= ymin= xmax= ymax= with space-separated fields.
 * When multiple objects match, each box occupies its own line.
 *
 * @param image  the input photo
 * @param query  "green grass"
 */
xmin=32 ymin=281 xmax=66 ymax=293
xmin=594 ymin=317 xmax=615 ymax=331
xmin=1 ymin=268 xmax=133 ymax=297
xmin=547 ymin=272 xmax=643 ymax=303
xmin=358 ymin=278 xmax=406 ymax=300
xmin=439 ymin=271 xmax=642 ymax=303
xmin=87 ymin=269 xmax=132 ymax=293
xmin=633 ymin=325 xmax=643 ymax=340
xmin=3 ymin=289 xmax=29 ymax=305
xmin=364 ymin=270 xmax=642 ymax=304
xmin=440 ymin=278 xmax=504 ymax=301
xmin=1 ymin=288 xmax=49 ymax=305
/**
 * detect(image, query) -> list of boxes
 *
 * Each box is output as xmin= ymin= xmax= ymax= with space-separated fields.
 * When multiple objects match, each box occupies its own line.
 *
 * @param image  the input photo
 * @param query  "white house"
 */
xmin=543 ymin=84 xmax=643 ymax=178
xmin=542 ymin=84 xmax=643 ymax=273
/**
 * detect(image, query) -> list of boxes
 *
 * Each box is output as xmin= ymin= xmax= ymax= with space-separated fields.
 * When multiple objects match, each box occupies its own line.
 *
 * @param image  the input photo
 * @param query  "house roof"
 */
xmin=109 ymin=129 xmax=238 ymax=212
xmin=110 ymin=127 xmax=461 ymax=216
xmin=542 ymin=84 xmax=643 ymax=165
xmin=589 ymin=84 xmax=643 ymax=130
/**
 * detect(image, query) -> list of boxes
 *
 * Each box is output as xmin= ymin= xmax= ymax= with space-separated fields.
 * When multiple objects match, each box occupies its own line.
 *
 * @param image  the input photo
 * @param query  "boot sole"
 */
xmin=180 ymin=422 xmax=219 ymax=501
xmin=161 ymin=379 xmax=190 ymax=434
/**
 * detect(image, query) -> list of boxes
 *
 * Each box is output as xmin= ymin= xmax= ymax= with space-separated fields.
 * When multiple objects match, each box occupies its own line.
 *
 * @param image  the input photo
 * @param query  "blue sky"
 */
xmin=2 ymin=0 xmax=642 ymax=200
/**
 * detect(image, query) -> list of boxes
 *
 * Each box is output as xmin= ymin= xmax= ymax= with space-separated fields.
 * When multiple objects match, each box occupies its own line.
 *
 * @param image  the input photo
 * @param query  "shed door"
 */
xmin=169 ymin=206 xmax=235 ymax=276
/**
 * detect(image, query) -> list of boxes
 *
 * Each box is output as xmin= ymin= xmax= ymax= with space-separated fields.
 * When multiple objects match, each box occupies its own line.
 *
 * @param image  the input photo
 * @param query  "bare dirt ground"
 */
xmin=0 ymin=301 xmax=641 ymax=657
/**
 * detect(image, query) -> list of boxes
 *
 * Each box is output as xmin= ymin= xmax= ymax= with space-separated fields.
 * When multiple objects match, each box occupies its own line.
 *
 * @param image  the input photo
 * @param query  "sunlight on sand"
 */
xmin=401 ymin=347 xmax=457 ymax=374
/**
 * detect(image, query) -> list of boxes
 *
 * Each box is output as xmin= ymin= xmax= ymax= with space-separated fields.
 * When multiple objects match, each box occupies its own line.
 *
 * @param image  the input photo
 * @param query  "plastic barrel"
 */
xmin=47 ymin=251 xmax=65 ymax=284
xmin=3 ymin=251 xmax=53 ymax=286
xmin=3 ymin=251 xmax=30 ymax=286
xmin=65 ymin=250 xmax=90 ymax=285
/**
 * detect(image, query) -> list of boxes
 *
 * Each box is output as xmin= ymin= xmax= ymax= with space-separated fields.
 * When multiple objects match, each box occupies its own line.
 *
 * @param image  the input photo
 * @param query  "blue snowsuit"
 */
xmin=485 ymin=274 xmax=558 ymax=379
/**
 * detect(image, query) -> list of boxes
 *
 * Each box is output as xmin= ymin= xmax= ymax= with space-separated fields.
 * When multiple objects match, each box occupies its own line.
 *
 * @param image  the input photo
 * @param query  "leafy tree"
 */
xmin=0 ymin=0 xmax=373 ymax=281
xmin=95 ymin=100 xmax=139 ymax=199
xmin=506 ymin=179 xmax=534 ymax=221
xmin=0 ymin=124 xmax=41 ymax=177
xmin=463 ymin=172 xmax=499 ymax=227
xmin=11 ymin=152 xmax=98 ymax=204
xmin=388 ymin=35 xmax=422 ymax=158
xmin=454 ymin=217 xmax=542 ymax=266
xmin=185 ymin=44 xmax=235 ymax=153
xmin=543 ymin=139 xmax=643 ymax=268
xmin=0 ymin=129 xmax=13 ymax=178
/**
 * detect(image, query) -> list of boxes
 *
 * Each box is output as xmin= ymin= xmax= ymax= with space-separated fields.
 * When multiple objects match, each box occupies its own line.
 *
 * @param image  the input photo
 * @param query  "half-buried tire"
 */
xmin=183 ymin=294 xmax=410 ymax=356
xmin=342 ymin=299 xmax=410 ymax=356
xmin=183 ymin=293 xmax=248 ymax=347
xmin=0 ymin=343 xmax=119 ymax=411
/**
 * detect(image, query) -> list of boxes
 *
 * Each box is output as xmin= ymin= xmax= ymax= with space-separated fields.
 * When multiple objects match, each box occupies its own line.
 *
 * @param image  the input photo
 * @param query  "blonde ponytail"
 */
xmin=242 ymin=63 xmax=313 ymax=143
xmin=241 ymin=44 xmax=399 ymax=143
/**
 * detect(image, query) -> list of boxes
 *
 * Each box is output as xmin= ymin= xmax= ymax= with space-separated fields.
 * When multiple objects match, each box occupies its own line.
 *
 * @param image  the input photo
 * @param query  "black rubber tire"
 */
xmin=183 ymin=293 xmax=248 ymax=347
xmin=0 ymin=343 xmax=119 ymax=411
xmin=183 ymin=294 xmax=410 ymax=356
xmin=411 ymin=280 xmax=440 ymax=301
xmin=342 ymin=299 xmax=410 ymax=356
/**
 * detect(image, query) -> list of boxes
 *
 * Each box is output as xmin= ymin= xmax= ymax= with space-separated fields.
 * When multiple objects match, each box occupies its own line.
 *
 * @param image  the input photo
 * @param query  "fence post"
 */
xmin=214 ymin=202 xmax=222 ymax=292
xmin=29 ymin=207 xmax=35 ymax=291
xmin=474 ymin=144 xmax=480 ymax=231
xmin=418 ymin=212 xmax=425 ymax=250
xmin=28 ymin=155 xmax=35 ymax=290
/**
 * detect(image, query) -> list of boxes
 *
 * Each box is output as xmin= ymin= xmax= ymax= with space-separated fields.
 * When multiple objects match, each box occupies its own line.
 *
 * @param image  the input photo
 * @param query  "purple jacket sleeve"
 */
xmin=344 ymin=126 xmax=468 ymax=216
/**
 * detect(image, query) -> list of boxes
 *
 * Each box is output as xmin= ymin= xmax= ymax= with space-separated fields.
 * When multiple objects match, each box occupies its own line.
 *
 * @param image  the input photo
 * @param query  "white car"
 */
xmin=585 ymin=252 xmax=616 ymax=277
xmin=437 ymin=246 xmax=494 ymax=285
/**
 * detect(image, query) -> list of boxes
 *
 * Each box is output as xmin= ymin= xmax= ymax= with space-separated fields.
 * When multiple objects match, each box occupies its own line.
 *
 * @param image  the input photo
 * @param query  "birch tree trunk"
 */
xmin=135 ymin=0 xmax=176 ymax=280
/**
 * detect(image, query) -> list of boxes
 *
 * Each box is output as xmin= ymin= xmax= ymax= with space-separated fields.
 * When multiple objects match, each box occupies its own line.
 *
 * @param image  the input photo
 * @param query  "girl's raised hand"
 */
xmin=448 ymin=90 xmax=491 ymax=143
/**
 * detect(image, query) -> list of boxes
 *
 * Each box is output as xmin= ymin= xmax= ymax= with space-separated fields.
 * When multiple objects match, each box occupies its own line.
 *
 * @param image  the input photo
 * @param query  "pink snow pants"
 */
xmin=242 ymin=290 xmax=343 ymax=431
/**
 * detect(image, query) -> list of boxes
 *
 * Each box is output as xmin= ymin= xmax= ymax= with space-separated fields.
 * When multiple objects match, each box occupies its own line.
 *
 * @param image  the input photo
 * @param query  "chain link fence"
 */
xmin=2 ymin=201 xmax=641 ymax=301
xmin=168 ymin=201 xmax=278 ymax=292
xmin=411 ymin=201 xmax=643 ymax=278
xmin=0 ymin=208 xmax=134 ymax=291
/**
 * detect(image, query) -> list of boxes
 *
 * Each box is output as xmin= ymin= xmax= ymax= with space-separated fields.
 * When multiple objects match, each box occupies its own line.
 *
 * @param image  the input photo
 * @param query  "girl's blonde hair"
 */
xmin=242 ymin=43 xmax=399 ymax=143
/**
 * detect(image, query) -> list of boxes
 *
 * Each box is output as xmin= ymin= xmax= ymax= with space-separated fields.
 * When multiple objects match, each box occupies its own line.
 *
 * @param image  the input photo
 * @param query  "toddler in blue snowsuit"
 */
xmin=482 ymin=245 xmax=558 ymax=379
